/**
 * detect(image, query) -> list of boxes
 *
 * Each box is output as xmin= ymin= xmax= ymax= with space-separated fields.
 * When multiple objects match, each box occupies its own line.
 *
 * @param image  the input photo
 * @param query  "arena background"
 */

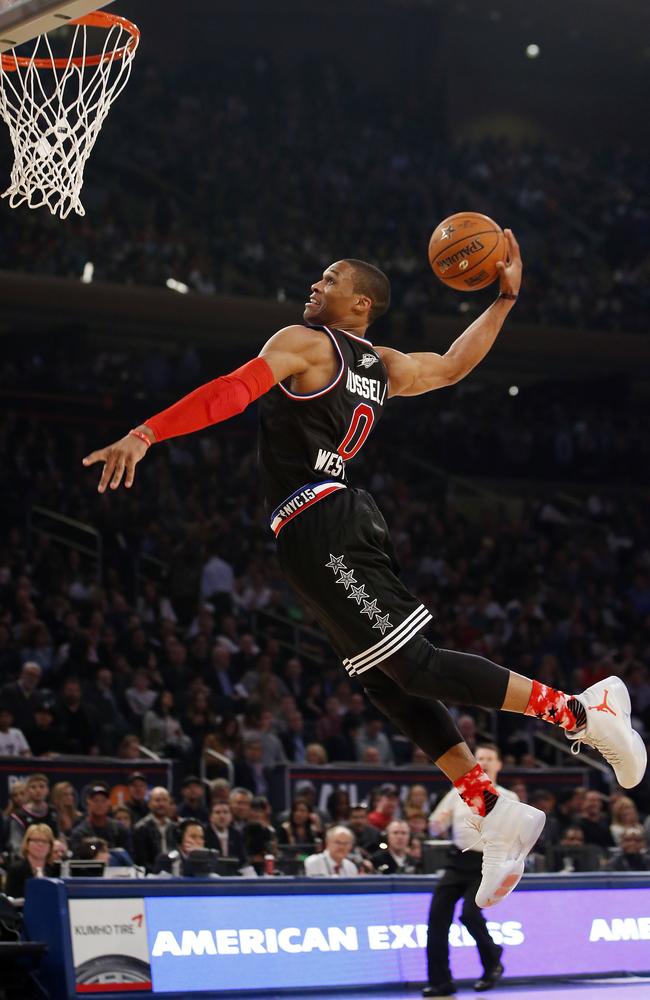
xmin=0 ymin=1 xmax=649 ymax=998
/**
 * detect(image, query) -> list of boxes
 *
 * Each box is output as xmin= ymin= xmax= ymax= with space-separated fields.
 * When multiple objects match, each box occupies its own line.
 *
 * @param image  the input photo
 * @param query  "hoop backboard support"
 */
xmin=0 ymin=0 xmax=113 ymax=52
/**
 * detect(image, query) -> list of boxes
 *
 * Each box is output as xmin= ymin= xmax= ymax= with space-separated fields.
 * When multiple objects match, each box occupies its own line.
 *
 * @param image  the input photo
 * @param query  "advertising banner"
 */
xmin=69 ymin=898 xmax=151 ymax=993
xmin=144 ymin=886 xmax=650 ymax=993
xmin=0 ymin=755 xmax=171 ymax=808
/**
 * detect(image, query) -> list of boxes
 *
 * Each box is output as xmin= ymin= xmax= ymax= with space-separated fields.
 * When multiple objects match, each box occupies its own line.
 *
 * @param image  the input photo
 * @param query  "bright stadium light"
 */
xmin=81 ymin=261 xmax=94 ymax=283
xmin=526 ymin=43 xmax=540 ymax=58
xmin=509 ymin=385 xmax=520 ymax=396
xmin=166 ymin=278 xmax=189 ymax=294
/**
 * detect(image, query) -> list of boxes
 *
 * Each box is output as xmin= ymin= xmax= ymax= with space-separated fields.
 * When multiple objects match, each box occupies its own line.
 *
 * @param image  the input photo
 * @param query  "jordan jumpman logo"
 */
xmin=588 ymin=689 xmax=617 ymax=715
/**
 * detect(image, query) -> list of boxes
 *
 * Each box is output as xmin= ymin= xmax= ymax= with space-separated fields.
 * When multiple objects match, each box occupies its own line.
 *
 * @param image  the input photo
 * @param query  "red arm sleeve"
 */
xmin=146 ymin=357 xmax=275 ymax=443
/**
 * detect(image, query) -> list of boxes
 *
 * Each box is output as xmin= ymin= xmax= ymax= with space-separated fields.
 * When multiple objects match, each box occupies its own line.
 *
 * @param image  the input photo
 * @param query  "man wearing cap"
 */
xmin=368 ymin=784 xmax=400 ymax=831
xmin=25 ymin=695 xmax=65 ymax=756
xmin=127 ymin=772 xmax=150 ymax=824
xmin=70 ymin=784 xmax=133 ymax=856
xmin=177 ymin=776 xmax=209 ymax=824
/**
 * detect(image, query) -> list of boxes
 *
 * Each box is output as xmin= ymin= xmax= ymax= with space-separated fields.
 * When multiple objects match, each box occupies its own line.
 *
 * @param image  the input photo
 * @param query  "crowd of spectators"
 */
xmin=0 ymin=50 xmax=648 ymax=333
xmin=2 ymin=768 xmax=649 ymax=899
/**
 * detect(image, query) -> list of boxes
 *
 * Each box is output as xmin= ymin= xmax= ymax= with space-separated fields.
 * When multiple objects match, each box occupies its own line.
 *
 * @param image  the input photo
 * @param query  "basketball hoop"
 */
xmin=0 ymin=11 xmax=139 ymax=219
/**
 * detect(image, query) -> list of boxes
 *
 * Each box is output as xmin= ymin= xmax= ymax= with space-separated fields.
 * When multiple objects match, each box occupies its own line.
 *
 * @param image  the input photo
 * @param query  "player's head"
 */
xmin=304 ymin=259 xmax=390 ymax=328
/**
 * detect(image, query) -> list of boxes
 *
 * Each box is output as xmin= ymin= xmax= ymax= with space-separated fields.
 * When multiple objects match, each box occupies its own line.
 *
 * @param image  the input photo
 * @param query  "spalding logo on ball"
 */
xmin=429 ymin=212 xmax=505 ymax=291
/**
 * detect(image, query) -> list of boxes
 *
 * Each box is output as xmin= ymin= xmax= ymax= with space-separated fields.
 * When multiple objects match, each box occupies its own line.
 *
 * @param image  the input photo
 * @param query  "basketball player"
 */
xmin=84 ymin=230 xmax=646 ymax=908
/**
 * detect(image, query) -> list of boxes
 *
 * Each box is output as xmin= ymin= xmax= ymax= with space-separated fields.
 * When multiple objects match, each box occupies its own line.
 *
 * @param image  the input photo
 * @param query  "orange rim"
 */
xmin=0 ymin=11 xmax=139 ymax=71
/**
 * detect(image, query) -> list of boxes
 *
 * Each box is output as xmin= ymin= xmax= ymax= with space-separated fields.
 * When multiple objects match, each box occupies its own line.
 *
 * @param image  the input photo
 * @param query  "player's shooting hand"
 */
xmin=496 ymin=228 xmax=522 ymax=298
xmin=82 ymin=433 xmax=149 ymax=493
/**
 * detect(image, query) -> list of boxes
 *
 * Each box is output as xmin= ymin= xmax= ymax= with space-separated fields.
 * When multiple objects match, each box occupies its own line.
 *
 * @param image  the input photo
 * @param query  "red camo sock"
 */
xmin=524 ymin=680 xmax=585 ymax=731
xmin=454 ymin=763 xmax=500 ymax=817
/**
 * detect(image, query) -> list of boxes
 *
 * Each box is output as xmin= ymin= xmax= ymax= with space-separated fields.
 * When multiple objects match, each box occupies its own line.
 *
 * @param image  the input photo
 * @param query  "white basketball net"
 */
xmin=0 ymin=14 xmax=139 ymax=219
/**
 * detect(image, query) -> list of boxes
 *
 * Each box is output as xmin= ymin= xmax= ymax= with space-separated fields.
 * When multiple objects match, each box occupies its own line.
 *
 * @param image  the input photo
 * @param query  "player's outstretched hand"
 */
xmin=82 ymin=433 xmax=149 ymax=493
xmin=496 ymin=228 xmax=522 ymax=298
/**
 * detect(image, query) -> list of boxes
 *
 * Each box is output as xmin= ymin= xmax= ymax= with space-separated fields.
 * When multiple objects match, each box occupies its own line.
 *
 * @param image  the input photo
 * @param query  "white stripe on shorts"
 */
xmin=343 ymin=604 xmax=432 ymax=677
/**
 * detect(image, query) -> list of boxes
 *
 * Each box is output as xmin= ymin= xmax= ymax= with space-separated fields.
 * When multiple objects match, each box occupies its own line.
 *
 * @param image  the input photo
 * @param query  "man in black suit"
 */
xmin=204 ymin=801 xmax=246 ymax=865
xmin=371 ymin=820 xmax=417 ymax=874
xmin=1 ymin=662 xmax=43 ymax=733
xmin=133 ymin=787 xmax=178 ymax=871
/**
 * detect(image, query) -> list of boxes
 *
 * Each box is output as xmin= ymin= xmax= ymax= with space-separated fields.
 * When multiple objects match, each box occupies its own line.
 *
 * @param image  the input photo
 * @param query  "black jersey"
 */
xmin=259 ymin=325 xmax=388 ymax=531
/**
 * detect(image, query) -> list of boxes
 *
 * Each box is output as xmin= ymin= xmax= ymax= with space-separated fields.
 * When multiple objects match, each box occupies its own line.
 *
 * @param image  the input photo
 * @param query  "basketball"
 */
xmin=428 ymin=211 xmax=505 ymax=291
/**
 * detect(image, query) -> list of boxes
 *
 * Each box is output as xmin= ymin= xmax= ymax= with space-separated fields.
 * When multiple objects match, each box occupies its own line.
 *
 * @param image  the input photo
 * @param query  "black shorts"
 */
xmin=276 ymin=487 xmax=432 ymax=677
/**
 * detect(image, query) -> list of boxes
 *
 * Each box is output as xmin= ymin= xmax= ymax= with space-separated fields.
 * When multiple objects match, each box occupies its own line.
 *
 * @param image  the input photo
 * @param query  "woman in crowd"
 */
xmin=610 ymin=796 xmax=642 ymax=846
xmin=51 ymin=781 xmax=82 ymax=835
xmin=4 ymin=824 xmax=56 ymax=898
xmin=326 ymin=787 xmax=351 ymax=824
xmin=277 ymin=797 xmax=321 ymax=847
xmin=143 ymin=689 xmax=193 ymax=758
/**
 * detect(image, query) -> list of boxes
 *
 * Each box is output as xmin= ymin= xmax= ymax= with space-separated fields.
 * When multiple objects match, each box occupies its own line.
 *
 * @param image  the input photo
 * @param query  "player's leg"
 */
xmin=378 ymin=638 xmax=646 ymax=790
xmin=362 ymin=668 xmax=545 ymax=908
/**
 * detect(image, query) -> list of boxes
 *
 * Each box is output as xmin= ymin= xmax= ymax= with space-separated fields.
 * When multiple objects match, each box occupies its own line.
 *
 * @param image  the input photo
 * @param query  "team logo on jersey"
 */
xmin=357 ymin=353 xmax=379 ymax=369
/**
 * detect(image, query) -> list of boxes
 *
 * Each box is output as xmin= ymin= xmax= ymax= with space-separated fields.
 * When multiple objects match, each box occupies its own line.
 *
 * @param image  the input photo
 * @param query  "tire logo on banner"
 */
xmin=69 ymin=898 xmax=150 ymax=992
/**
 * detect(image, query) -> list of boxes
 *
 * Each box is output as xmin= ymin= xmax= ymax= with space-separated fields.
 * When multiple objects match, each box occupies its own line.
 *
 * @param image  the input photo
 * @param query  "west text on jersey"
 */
xmin=314 ymin=449 xmax=346 ymax=478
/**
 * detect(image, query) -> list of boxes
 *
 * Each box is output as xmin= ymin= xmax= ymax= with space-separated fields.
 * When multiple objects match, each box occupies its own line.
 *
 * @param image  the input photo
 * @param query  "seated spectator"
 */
xmin=304 ymin=826 xmax=357 ymax=877
xmin=546 ymin=825 xmax=604 ymax=873
xmin=607 ymin=828 xmax=650 ymax=872
xmin=143 ymin=691 xmax=193 ymax=758
xmin=529 ymin=789 xmax=561 ymax=852
xmin=239 ymin=822 xmax=277 ymax=877
xmin=326 ymin=788 xmax=351 ymax=824
xmin=153 ymin=818 xmax=206 ymax=875
xmin=176 ymin=776 xmax=209 ymax=824
xmin=70 ymin=784 xmax=133 ymax=856
xmin=56 ymin=678 xmax=98 ymax=755
xmin=87 ymin=668 xmax=128 ymax=753
xmin=205 ymin=801 xmax=246 ymax=864
xmin=4 ymin=823 xmax=56 ymax=898
xmin=404 ymin=807 xmax=428 ymax=837
xmin=117 ymin=733 xmax=143 ymax=760
xmin=610 ymin=796 xmax=642 ymax=846
xmin=133 ymin=787 xmax=177 ymax=871
xmin=367 ymin=783 xmax=400 ymax=831
xmin=305 ymin=742 xmax=328 ymax=765
xmin=279 ymin=710 xmax=308 ymax=764
xmin=208 ymin=778 xmax=232 ymax=805
xmin=182 ymin=689 xmax=217 ymax=750
xmin=346 ymin=804 xmax=381 ymax=857
xmin=0 ymin=704 xmax=30 ymax=756
xmin=355 ymin=714 xmax=395 ymax=766
xmin=371 ymin=820 xmax=417 ymax=874
xmin=404 ymin=784 xmax=432 ymax=815
xmin=8 ymin=773 xmax=59 ymax=854
xmin=277 ymin=797 xmax=321 ymax=847
xmin=233 ymin=735 xmax=272 ymax=797
xmin=229 ymin=787 xmax=253 ymax=834
xmin=51 ymin=836 xmax=68 ymax=864
xmin=249 ymin=795 xmax=275 ymax=831
xmin=3 ymin=780 xmax=27 ymax=819
xmin=125 ymin=670 xmax=158 ymax=721
xmin=126 ymin=772 xmax=150 ymax=824
xmin=26 ymin=695 xmax=65 ymax=756
xmin=113 ymin=806 xmax=133 ymax=830
xmin=75 ymin=836 xmax=110 ymax=864
xmin=50 ymin=782 xmax=82 ymax=835
xmin=579 ymin=790 xmax=615 ymax=849
xmin=0 ymin=662 xmax=43 ymax=733
xmin=408 ymin=832 xmax=425 ymax=874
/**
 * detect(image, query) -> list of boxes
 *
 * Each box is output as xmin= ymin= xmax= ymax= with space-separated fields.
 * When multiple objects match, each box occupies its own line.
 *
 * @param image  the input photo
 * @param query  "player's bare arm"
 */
xmin=82 ymin=324 xmax=333 ymax=493
xmin=378 ymin=229 xmax=522 ymax=398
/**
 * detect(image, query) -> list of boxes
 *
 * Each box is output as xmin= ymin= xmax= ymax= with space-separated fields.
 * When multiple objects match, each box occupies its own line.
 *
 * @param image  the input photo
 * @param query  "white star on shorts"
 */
xmin=372 ymin=612 xmax=393 ymax=635
xmin=360 ymin=598 xmax=380 ymax=619
xmin=347 ymin=584 xmax=369 ymax=605
xmin=325 ymin=554 xmax=346 ymax=574
xmin=336 ymin=569 xmax=357 ymax=590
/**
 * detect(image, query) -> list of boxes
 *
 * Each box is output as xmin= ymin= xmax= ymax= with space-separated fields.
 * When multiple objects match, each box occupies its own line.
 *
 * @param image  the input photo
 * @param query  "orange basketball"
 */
xmin=428 ymin=211 xmax=505 ymax=291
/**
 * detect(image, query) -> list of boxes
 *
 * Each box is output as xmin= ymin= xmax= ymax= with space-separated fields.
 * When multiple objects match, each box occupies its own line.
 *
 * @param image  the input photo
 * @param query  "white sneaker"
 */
xmin=566 ymin=676 xmax=647 ymax=789
xmin=468 ymin=796 xmax=546 ymax=909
